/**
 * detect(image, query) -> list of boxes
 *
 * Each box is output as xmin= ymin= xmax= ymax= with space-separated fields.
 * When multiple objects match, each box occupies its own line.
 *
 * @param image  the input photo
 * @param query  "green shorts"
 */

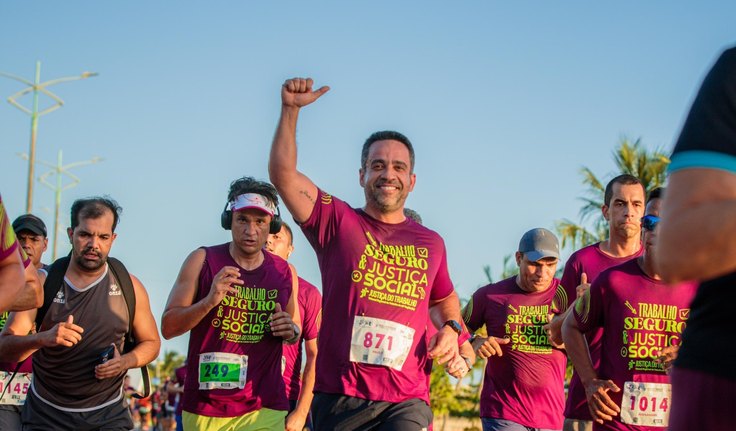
xmin=183 ymin=408 xmax=286 ymax=431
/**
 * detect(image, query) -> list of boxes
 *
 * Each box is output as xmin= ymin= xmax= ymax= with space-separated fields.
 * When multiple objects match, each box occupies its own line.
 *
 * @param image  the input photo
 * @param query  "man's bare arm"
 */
xmin=427 ymin=291 xmax=462 ymax=365
xmin=285 ymin=338 xmax=318 ymax=431
xmin=8 ymin=263 xmax=43 ymax=311
xmin=0 ymin=247 xmax=26 ymax=313
xmin=268 ymin=77 xmax=329 ymax=223
xmin=658 ymin=168 xmax=736 ymax=282
xmin=0 ymin=309 xmax=84 ymax=362
xmin=162 ymin=249 xmax=241 ymax=339
xmin=126 ymin=275 xmax=161 ymax=368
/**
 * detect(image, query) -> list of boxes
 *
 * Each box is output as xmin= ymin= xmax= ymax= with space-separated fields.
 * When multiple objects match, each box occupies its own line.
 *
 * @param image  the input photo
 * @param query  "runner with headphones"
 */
xmin=161 ymin=176 xmax=300 ymax=431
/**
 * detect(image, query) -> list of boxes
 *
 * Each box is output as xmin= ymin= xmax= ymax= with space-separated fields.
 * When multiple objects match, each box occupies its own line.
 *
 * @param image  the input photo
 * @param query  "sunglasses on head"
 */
xmin=641 ymin=215 xmax=660 ymax=232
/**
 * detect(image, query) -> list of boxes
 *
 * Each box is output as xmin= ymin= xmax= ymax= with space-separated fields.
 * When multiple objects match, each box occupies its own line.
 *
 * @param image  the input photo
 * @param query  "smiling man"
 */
xmin=269 ymin=78 xmax=466 ymax=430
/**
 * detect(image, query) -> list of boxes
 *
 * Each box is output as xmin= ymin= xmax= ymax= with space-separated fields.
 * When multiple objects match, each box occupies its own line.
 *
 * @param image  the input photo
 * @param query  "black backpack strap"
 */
xmin=107 ymin=258 xmax=135 ymax=351
xmin=107 ymin=257 xmax=150 ymax=399
xmin=35 ymin=255 xmax=71 ymax=331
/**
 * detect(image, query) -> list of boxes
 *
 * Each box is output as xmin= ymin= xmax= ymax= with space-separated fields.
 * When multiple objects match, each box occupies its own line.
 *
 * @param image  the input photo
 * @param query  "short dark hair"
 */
xmin=647 ymin=187 xmax=665 ymax=203
xmin=280 ymin=221 xmax=294 ymax=246
xmin=70 ymin=196 xmax=122 ymax=232
xmin=227 ymin=176 xmax=279 ymax=208
xmin=361 ymin=131 xmax=415 ymax=172
xmin=604 ymin=174 xmax=644 ymax=207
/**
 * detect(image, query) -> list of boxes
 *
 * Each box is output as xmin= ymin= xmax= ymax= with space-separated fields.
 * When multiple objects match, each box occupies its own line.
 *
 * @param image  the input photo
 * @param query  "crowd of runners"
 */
xmin=0 ymin=47 xmax=734 ymax=431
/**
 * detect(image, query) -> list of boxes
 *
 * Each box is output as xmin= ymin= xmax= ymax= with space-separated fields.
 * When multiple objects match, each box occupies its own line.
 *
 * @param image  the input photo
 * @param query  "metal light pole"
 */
xmin=1 ymin=62 xmax=98 ymax=213
xmin=18 ymin=151 xmax=102 ymax=260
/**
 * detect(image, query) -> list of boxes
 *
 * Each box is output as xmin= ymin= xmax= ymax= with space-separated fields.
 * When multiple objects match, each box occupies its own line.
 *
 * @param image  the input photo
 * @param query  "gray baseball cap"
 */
xmin=518 ymin=228 xmax=559 ymax=261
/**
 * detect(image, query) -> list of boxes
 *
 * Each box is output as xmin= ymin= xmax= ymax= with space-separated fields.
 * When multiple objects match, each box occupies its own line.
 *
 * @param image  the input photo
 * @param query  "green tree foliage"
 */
xmin=148 ymin=350 xmax=186 ymax=382
xmin=482 ymin=254 xmax=516 ymax=285
xmin=555 ymin=137 xmax=670 ymax=251
xmin=430 ymin=359 xmax=460 ymax=431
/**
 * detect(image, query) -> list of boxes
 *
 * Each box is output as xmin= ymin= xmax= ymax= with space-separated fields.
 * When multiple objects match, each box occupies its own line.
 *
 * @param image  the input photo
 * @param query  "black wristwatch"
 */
xmin=442 ymin=320 xmax=463 ymax=336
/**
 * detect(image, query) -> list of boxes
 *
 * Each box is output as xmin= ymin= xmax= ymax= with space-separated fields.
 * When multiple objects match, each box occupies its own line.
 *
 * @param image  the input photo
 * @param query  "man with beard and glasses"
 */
xmin=546 ymin=174 xmax=645 ymax=431
xmin=269 ymin=78 xmax=467 ymax=430
xmin=0 ymin=197 xmax=160 ymax=430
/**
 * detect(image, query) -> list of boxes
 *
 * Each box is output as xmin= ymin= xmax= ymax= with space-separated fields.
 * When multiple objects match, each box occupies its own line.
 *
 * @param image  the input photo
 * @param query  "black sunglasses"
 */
xmin=641 ymin=215 xmax=660 ymax=232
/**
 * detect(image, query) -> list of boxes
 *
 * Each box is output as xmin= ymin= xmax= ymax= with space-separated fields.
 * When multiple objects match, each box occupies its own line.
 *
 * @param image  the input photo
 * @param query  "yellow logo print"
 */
xmin=352 ymin=271 xmax=363 ymax=282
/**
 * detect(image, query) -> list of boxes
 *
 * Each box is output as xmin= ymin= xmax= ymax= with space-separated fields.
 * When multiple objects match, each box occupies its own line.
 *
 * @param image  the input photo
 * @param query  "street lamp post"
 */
xmin=19 ymin=151 xmax=102 ymax=260
xmin=0 ymin=62 xmax=98 ymax=213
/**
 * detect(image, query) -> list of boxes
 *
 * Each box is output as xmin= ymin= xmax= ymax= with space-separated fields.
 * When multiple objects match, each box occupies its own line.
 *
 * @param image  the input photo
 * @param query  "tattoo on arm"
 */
xmin=299 ymin=190 xmax=316 ymax=204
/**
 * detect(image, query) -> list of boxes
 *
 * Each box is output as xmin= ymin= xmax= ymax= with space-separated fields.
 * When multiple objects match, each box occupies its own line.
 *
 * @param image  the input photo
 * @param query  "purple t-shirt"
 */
xmin=562 ymin=242 xmax=643 ymax=421
xmin=463 ymin=276 xmax=567 ymax=430
xmin=300 ymin=190 xmax=455 ymax=404
xmin=174 ymin=365 xmax=187 ymax=416
xmin=183 ymin=243 xmax=293 ymax=417
xmin=574 ymin=259 xmax=697 ymax=430
xmin=282 ymin=276 xmax=322 ymax=401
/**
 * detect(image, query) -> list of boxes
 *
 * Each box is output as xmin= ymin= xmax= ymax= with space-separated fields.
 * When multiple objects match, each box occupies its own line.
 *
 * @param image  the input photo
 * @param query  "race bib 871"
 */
xmin=349 ymin=316 xmax=415 ymax=371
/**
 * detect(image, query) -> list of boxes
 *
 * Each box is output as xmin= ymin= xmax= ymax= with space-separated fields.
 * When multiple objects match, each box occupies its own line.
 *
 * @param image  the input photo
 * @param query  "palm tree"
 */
xmin=555 ymin=137 xmax=670 ymax=251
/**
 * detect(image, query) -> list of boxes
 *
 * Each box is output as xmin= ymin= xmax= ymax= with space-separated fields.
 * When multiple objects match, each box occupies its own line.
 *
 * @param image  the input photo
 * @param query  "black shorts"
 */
xmin=21 ymin=390 xmax=134 ymax=431
xmin=312 ymin=392 xmax=432 ymax=431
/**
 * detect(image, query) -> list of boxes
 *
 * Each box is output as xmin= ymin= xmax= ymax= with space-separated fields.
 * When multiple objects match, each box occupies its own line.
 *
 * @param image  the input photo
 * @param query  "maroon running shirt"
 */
xmin=562 ymin=242 xmax=642 ymax=421
xmin=300 ymin=190 xmax=455 ymax=403
xmin=281 ymin=277 xmax=321 ymax=400
xmin=574 ymin=259 xmax=697 ymax=430
xmin=464 ymin=276 xmax=567 ymax=430
xmin=183 ymin=244 xmax=292 ymax=417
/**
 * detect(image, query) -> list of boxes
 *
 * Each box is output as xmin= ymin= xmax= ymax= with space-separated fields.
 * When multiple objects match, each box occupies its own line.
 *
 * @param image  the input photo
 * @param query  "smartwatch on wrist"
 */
xmin=285 ymin=323 xmax=300 ymax=344
xmin=442 ymin=319 xmax=463 ymax=336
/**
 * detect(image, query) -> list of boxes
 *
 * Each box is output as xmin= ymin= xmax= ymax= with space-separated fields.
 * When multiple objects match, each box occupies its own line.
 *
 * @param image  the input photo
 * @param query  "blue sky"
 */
xmin=2 ymin=2 xmax=735 ymax=356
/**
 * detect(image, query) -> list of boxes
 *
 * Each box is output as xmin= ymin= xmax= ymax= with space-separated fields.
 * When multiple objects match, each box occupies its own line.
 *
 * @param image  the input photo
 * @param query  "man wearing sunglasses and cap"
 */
xmin=463 ymin=228 xmax=568 ymax=431
xmin=562 ymin=188 xmax=698 ymax=430
xmin=162 ymin=176 xmax=300 ymax=431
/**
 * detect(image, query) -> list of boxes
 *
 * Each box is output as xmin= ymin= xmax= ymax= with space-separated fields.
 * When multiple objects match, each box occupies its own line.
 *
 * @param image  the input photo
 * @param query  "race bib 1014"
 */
xmin=620 ymin=380 xmax=671 ymax=427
